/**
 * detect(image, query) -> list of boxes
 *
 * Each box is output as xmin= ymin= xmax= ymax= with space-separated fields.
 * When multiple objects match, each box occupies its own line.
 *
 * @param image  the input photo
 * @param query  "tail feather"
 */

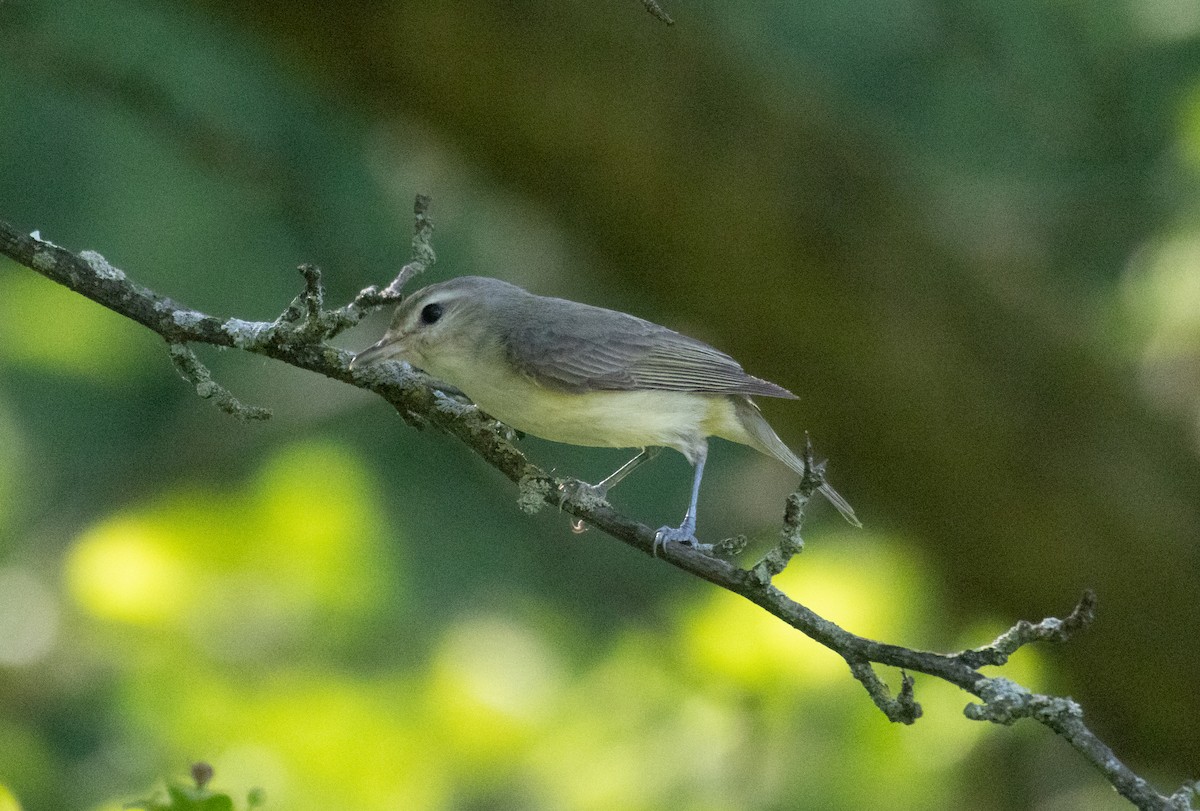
xmin=730 ymin=397 xmax=862 ymax=527
xmin=816 ymin=482 xmax=862 ymax=528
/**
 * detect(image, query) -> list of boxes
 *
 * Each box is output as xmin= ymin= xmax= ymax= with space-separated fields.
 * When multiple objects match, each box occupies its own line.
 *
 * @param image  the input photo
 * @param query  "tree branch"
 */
xmin=639 ymin=0 xmax=675 ymax=26
xmin=848 ymin=661 xmax=921 ymax=724
xmin=167 ymin=342 xmax=272 ymax=421
xmin=750 ymin=435 xmax=820 ymax=584
xmin=0 ymin=212 xmax=1192 ymax=811
xmin=955 ymin=589 xmax=1098 ymax=669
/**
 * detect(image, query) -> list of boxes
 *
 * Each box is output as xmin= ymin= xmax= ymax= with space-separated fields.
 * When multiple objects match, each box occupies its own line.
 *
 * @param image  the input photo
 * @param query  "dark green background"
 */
xmin=1 ymin=1 xmax=1198 ymax=809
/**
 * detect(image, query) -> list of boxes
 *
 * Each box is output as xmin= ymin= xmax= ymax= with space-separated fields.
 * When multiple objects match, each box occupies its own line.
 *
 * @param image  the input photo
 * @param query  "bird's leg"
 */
xmin=654 ymin=443 xmax=708 ymax=553
xmin=593 ymin=446 xmax=661 ymax=496
xmin=560 ymin=446 xmax=661 ymax=504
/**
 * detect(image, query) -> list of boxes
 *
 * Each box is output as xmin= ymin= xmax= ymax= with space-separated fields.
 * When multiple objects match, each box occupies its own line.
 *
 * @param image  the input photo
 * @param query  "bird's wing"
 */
xmin=501 ymin=296 xmax=796 ymax=399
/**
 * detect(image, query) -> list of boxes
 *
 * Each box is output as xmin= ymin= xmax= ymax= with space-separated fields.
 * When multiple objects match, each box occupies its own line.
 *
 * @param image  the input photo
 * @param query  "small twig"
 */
xmin=956 ymin=590 xmax=1097 ymax=669
xmin=167 ymin=342 xmax=272 ymax=421
xmin=383 ymin=193 xmax=436 ymax=296
xmin=749 ymin=492 xmax=807 ymax=584
xmin=848 ymin=661 xmax=922 ymax=724
xmin=274 ymin=263 xmax=327 ymax=337
xmin=641 ymin=0 xmax=675 ymax=25
xmin=961 ymin=676 xmax=1191 ymax=810
xmin=300 ymin=263 xmax=323 ymax=320
xmin=750 ymin=435 xmax=822 ymax=583
xmin=712 ymin=534 xmax=748 ymax=558
xmin=324 ymin=194 xmax=435 ymax=337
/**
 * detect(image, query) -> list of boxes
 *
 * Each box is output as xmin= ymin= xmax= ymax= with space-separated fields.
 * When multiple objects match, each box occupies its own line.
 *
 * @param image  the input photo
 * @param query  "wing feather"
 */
xmin=501 ymin=294 xmax=796 ymax=399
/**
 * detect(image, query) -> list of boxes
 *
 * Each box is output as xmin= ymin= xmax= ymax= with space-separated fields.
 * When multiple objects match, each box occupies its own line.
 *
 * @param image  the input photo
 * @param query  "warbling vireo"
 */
xmin=350 ymin=276 xmax=859 ymax=547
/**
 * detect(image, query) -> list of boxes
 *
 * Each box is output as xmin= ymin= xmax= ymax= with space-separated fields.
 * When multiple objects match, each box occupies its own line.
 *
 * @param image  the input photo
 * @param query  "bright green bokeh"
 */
xmin=0 ymin=396 xmax=23 ymax=539
xmin=55 ymin=453 xmax=1036 ymax=811
xmin=0 ymin=783 xmax=22 ymax=811
xmin=0 ymin=727 xmax=48 ymax=811
xmin=67 ymin=440 xmax=394 ymax=637
xmin=0 ymin=266 xmax=150 ymax=382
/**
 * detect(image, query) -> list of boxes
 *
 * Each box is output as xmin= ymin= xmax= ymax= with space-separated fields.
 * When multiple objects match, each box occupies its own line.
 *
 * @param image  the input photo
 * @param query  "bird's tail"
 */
xmin=731 ymin=397 xmax=862 ymax=528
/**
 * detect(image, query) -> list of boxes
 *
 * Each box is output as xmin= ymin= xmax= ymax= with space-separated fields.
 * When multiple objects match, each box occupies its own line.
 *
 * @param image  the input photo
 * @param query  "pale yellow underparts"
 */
xmin=419 ymin=346 xmax=753 ymax=465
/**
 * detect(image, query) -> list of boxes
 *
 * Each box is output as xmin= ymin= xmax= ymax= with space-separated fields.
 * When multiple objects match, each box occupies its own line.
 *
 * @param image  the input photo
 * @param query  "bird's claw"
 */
xmin=557 ymin=479 xmax=609 ymax=505
xmin=653 ymin=524 xmax=703 ymax=557
xmin=558 ymin=480 xmax=612 ymax=535
xmin=557 ymin=481 xmax=609 ymax=536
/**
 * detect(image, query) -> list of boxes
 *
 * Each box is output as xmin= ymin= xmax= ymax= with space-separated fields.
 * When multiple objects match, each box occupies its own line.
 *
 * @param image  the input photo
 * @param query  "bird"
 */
xmin=350 ymin=275 xmax=859 ymax=548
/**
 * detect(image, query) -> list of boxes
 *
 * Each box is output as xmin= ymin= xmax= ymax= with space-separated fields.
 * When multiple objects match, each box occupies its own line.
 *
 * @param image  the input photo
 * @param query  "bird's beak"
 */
xmin=349 ymin=334 xmax=404 ymax=370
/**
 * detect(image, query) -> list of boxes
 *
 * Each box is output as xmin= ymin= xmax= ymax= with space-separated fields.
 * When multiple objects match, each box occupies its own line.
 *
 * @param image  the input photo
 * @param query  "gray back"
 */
xmin=488 ymin=281 xmax=797 ymax=398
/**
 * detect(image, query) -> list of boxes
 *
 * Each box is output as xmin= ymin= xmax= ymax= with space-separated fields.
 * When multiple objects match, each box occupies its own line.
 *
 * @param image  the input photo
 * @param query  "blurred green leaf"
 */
xmin=0 ymin=267 xmax=152 ymax=381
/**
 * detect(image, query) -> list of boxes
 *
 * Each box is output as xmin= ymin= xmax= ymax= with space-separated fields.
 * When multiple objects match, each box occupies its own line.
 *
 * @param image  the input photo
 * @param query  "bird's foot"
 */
xmin=557 ymin=480 xmax=611 ymax=536
xmin=557 ymin=479 xmax=609 ymax=509
xmin=653 ymin=523 xmax=712 ymax=557
xmin=554 ymin=477 xmax=604 ymax=503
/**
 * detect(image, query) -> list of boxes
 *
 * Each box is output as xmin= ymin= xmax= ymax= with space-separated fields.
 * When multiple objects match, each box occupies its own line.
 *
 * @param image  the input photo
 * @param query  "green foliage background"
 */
xmin=1 ymin=1 xmax=1199 ymax=808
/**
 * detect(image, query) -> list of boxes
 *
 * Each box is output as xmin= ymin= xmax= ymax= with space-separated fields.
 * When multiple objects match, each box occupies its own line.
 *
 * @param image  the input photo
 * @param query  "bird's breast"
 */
xmin=418 ymin=348 xmax=757 ymax=462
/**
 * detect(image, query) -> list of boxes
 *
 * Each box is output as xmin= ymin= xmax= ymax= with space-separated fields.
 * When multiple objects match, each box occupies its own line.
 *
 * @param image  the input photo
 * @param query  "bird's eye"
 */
xmin=419 ymin=303 xmax=443 ymax=325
